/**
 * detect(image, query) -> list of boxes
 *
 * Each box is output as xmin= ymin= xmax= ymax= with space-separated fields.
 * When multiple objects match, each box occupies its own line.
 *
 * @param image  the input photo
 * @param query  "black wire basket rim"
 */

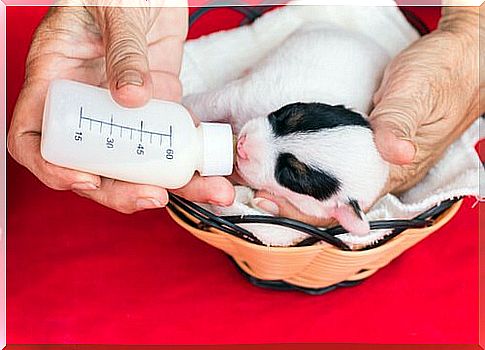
xmin=170 ymin=203 xmax=339 ymax=250
xmin=167 ymin=196 xmax=463 ymax=252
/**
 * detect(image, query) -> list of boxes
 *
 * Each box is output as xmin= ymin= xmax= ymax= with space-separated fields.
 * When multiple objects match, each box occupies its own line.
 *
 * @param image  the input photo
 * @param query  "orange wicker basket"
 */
xmin=167 ymin=195 xmax=462 ymax=294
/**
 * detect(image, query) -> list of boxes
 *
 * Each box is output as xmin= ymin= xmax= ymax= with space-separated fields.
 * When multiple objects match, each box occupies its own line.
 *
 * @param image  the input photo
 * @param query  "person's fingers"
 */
xmin=368 ymin=96 xmax=420 ymax=165
xmin=8 ymin=131 xmax=101 ymax=191
xmin=171 ymin=175 xmax=235 ymax=206
xmin=91 ymin=7 xmax=155 ymax=107
xmin=254 ymin=191 xmax=337 ymax=227
xmin=8 ymin=76 xmax=102 ymax=191
xmin=150 ymin=70 xmax=183 ymax=103
xmin=146 ymin=8 xmax=187 ymax=67
xmin=146 ymin=6 xmax=187 ymax=102
xmin=73 ymin=177 xmax=169 ymax=214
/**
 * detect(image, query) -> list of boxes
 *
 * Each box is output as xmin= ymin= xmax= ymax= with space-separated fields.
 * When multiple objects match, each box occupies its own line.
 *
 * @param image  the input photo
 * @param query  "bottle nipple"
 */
xmin=198 ymin=123 xmax=234 ymax=176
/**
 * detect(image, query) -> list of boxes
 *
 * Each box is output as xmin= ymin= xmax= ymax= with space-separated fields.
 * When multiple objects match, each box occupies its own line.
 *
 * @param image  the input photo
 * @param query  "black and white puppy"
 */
xmin=184 ymin=26 xmax=390 ymax=235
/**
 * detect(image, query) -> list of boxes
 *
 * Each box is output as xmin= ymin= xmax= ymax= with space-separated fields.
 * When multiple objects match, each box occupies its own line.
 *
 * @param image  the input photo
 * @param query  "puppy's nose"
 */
xmin=237 ymin=134 xmax=249 ymax=160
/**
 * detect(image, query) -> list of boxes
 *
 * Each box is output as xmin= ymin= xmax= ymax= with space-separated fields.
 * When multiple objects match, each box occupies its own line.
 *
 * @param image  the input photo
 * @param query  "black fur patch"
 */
xmin=275 ymin=153 xmax=341 ymax=201
xmin=268 ymin=102 xmax=370 ymax=137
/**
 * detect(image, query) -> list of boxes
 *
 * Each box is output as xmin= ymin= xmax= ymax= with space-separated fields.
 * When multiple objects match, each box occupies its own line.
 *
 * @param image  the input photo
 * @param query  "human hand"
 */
xmin=370 ymin=5 xmax=480 ymax=195
xmin=252 ymin=6 xmax=480 ymax=226
xmin=8 ymin=2 xmax=235 ymax=214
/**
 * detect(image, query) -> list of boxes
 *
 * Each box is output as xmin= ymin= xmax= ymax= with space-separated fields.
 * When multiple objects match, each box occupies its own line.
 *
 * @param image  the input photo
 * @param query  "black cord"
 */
xmin=189 ymin=4 xmax=268 ymax=28
xmin=222 ymin=214 xmax=351 ymax=250
xmin=399 ymin=8 xmax=431 ymax=36
xmin=168 ymin=193 xmax=264 ymax=245
xmin=228 ymin=255 xmax=363 ymax=295
xmin=294 ymin=224 xmax=423 ymax=247
xmin=297 ymin=198 xmax=459 ymax=247
xmin=190 ymin=5 xmax=431 ymax=37
xmin=169 ymin=192 xmax=460 ymax=251
xmin=359 ymin=198 xmax=458 ymax=251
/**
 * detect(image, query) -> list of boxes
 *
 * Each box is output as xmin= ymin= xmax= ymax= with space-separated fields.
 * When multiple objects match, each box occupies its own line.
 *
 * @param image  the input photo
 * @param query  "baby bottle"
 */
xmin=41 ymin=79 xmax=233 ymax=189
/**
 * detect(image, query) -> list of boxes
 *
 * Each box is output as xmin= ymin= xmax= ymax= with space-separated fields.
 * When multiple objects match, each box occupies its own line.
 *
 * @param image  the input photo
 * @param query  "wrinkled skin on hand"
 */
xmin=371 ymin=26 xmax=479 ymax=195
xmin=8 ymin=2 xmax=235 ymax=214
xmin=255 ymin=6 xmax=481 ymax=226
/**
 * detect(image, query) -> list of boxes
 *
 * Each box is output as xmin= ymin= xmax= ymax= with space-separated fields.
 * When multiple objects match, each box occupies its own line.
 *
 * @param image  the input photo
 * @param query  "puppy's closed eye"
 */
xmin=275 ymin=153 xmax=341 ymax=201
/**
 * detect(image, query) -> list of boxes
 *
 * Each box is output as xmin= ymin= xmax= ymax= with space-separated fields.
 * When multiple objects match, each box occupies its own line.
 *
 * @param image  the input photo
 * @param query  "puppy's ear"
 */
xmin=334 ymin=199 xmax=370 ymax=235
xmin=275 ymin=153 xmax=340 ymax=201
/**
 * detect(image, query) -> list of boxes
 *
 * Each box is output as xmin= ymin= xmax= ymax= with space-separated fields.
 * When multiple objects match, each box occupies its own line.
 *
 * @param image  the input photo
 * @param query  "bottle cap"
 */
xmin=199 ymin=122 xmax=234 ymax=176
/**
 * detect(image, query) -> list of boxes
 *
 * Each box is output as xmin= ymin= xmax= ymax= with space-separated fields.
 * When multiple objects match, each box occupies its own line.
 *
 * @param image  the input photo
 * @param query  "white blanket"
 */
xmin=179 ymin=2 xmax=482 ymax=248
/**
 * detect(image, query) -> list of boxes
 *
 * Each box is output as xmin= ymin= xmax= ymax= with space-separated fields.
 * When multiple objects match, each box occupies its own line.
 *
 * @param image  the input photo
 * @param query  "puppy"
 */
xmin=183 ymin=26 xmax=390 ymax=235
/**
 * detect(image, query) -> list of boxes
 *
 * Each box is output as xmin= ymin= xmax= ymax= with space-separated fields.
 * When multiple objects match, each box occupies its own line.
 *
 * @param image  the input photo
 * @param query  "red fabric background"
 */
xmin=6 ymin=6 xmax=479 ymax=345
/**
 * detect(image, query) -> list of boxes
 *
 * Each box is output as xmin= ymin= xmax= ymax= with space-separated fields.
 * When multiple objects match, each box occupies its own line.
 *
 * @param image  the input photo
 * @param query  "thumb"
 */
xmin=368 ymin=96 xmax=420 ymax=165
xmin=94 ymin=7 xmax=153 ymax=107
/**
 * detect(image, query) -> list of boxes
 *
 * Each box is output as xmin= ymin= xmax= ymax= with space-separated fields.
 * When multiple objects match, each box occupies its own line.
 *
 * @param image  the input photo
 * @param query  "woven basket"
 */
xmin=167 ymin=196 xmax=462 ymax=294
xmin=166 ymin=5 xmax=454 ymax=294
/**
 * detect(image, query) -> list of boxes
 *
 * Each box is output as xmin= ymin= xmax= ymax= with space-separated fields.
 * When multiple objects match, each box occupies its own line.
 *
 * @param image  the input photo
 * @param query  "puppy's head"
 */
xmin=235 ymin=102 xmax=387 ymax=235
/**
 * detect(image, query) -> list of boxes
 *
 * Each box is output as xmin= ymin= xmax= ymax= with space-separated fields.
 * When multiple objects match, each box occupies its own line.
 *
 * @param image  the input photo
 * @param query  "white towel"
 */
xmin=179 ymin=2 xmax=482 ymax=248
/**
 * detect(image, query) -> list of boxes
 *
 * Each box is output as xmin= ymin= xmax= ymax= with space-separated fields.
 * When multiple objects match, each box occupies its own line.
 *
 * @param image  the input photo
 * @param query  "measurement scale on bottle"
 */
xmin=74 ymin=107 xmax=174 ymax=159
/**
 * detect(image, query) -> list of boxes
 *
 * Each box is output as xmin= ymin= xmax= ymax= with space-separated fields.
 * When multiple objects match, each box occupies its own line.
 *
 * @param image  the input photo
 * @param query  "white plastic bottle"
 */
xmin=41 ymin=80 xmax=233 ymax=189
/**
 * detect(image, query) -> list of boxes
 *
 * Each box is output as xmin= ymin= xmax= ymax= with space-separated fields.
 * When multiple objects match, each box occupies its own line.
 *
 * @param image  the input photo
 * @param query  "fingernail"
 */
xmin=116 ymin=70 xmax=144 ymax=90
xmin=71 ymin=182 xmax=98 ymax=191
xmin=136 ymin=198 xmax=163 ymax=210
xmin=253 ymin=197 xmax=279 ymax=215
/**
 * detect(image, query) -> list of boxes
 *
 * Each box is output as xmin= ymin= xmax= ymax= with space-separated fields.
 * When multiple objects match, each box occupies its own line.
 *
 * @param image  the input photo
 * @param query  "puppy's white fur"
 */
xmin=183 ymin=18 xmax=392 ymax=234
xmin=185 ymin=27 xmax=390 ymax=128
